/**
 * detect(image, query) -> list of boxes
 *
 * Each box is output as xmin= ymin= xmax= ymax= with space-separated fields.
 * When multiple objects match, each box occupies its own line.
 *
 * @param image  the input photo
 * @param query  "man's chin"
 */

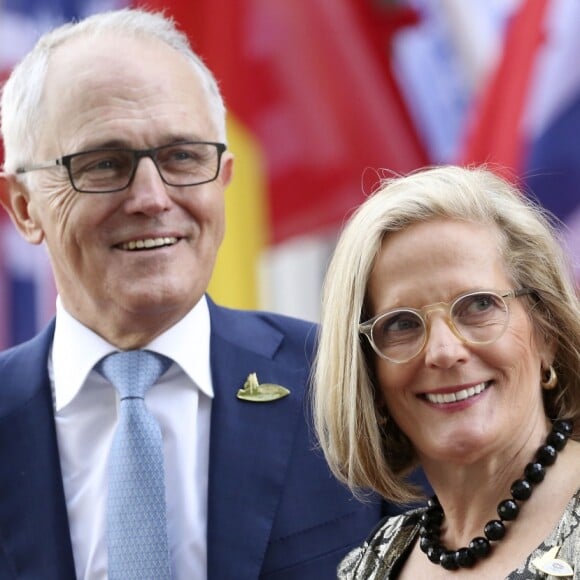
xmin=117 ymin=288 xmax=196 ymax=318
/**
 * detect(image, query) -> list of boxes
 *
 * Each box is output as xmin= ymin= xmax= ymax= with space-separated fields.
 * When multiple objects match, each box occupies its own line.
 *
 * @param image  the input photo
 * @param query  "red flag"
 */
xmin=142 ymin=0 xmax=427 ymax=243
xmin=459 ymin=0 xmax=550 ymax=175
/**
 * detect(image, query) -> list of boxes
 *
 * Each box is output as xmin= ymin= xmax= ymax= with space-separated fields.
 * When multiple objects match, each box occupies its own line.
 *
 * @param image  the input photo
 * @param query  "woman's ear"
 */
xmin=0 ymin=173 xmax=45 ymax=244
xmin=538 ymin=332 xmax=558 ymax=373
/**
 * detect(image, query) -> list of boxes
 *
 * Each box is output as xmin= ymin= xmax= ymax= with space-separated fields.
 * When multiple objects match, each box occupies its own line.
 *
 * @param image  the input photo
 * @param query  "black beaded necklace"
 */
xmin=418 ymin=419 xmax=573 ymax=571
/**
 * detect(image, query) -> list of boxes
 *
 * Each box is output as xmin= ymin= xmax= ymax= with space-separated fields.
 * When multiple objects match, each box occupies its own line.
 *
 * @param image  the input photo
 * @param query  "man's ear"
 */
xmin=219 ymin=152 xmax=234 ymax=189
xmin=0 ymin=172 xmax=44 ymax=244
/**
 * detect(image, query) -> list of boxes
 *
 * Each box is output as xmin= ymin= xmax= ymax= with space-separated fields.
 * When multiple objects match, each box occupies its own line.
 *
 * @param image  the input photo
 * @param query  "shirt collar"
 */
xmin=52 ymin=295 xmax=213 ymax=412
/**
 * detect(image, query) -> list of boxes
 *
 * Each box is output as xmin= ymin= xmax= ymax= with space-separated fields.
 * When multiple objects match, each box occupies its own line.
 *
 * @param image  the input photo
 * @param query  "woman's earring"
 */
xmin=376 ymin=408 xmax=388 ymax=428
xmin=541 ymin=365 xmax=558 ymax=390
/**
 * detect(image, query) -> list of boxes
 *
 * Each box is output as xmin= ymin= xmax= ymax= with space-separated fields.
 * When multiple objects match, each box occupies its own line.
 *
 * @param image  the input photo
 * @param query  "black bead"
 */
xmin=455 ymin=547 xmax=475 ymax=568
xmin=427 ymin=544 xmax=444 ymax=563
xmin=524 ymin=461 xmax=545 ymax=483
xmin=497 ymin=499 xmax=519 ymax=521
xmin=440 ymin=550 xmax=459 ymax=570
xmin=427 ymin=496 xmax=440 ymax=508
xmin=547 ymin=430 xmax=567 ymax=451
xmin=552 ymin=419 xmax=573 ymax=437
xmin=419 ymin=534 xmax=435 ymax=553
xmin=468 ymin=536 xmax=491 ymax=558
xmin=536 ymin=444 xmax=557 ymax=466
xmin=421 ymin=506 xmax=444 ymax=529
xmin=484 ymin=520 xmax=506 ymax=541
xmin=510 ymin=478 xmax=532 ymax=501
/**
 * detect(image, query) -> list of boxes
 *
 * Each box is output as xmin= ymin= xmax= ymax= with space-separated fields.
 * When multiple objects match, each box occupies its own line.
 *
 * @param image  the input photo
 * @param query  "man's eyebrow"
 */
xmin=75 ymin=136 xmax=208 ymax=152
xmin=74 ymin=140 xmax=130 ymax=152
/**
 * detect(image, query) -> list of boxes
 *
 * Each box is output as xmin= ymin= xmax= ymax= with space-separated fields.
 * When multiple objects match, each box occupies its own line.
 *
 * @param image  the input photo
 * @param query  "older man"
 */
xmin=0 ymin=8 xmax=386 ymax=580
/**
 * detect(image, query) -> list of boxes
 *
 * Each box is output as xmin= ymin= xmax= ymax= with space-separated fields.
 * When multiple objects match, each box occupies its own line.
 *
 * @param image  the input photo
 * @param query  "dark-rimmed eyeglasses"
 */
xmin=359 ymin=288 xmax=535 ymax=364
xmin=15 ymin=141 xmax=227 ymax=193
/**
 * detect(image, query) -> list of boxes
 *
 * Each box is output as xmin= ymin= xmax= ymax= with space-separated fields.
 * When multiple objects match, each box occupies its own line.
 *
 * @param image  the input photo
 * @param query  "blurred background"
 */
xmin=0 ymin=0 xmax=579 ymax=348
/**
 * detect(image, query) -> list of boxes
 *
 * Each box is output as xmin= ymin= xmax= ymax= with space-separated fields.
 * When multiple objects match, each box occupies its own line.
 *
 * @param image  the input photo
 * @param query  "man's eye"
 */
xmin=172 ymin=150 xmax=206 ymax=163
xmin=172 ymin=150 xmax=197 ymax=161
xmin=74 ymin=152 xmax=129 ymax=174
xmin=88 ymin=158 xmax=119 ymax=171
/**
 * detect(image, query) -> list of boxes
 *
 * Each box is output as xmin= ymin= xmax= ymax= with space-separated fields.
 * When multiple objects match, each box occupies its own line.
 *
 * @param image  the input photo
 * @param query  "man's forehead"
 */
xmin=44 ymin=34 xmax=208 ymax=115
xmin=25 ymin=28 xmax=222 ymax=163
xmin=49 ymin=32 xmax=184 ymax=76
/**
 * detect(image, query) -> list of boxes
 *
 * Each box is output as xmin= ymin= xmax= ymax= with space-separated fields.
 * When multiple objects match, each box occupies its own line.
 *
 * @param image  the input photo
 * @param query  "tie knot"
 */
xmin=96 ymin=350 xmax=172 ymax=399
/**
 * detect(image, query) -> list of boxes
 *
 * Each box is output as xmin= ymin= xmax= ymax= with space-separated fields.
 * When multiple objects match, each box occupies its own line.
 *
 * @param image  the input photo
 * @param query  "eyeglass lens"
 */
xmin=371 ymin=292 xmax=509 ymax=362
xmin=69 ymin=142 xmax=221 ymax=192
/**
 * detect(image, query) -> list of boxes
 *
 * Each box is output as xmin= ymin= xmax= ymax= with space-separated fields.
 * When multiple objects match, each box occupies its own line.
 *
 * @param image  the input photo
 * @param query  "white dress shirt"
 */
xmin=50 ymin=296 xmax=213 ymax=580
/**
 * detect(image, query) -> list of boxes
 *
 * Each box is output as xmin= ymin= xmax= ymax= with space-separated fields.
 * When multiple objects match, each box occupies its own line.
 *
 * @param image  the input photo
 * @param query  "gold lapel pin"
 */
xmin=236 ymin=372 xmax=290 ymax=402
xmin=532 ymin=546 xmax=574 ymax=577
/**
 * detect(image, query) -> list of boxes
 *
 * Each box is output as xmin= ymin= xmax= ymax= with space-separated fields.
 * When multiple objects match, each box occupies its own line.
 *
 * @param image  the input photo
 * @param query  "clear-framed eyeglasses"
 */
xmin=15 ymin=141 xmax=227 ymax=194
xmin=359 ymin=288 xmax=535 ymax=364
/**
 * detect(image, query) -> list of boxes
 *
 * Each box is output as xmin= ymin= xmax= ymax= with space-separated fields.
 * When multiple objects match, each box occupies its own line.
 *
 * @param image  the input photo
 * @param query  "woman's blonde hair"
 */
xmin=313 ymin=165 xmax=580 ymax=503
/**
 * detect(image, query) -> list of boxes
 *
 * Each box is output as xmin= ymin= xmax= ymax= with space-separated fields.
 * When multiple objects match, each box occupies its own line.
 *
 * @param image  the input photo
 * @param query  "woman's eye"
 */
xmin=381 ymin=313 xmax=422 ymax=335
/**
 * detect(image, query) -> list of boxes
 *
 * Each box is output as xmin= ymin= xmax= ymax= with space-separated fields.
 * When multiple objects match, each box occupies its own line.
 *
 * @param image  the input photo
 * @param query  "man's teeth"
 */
xmin=120 ymin=237 xmax=178 ymax=251
xmin=425 ymin=382 xmax=488 ymax=404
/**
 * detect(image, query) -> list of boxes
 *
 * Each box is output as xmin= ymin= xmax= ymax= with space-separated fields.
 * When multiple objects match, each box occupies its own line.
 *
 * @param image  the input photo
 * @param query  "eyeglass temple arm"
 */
xmin=16 ymin=159 xmax=63 ymax=174
xmin=513 ymin=287 xmax=537 ymax=298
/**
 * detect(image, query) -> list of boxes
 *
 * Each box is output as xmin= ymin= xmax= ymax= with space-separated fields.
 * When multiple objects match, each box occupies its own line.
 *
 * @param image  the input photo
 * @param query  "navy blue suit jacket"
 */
xmin=0 ymin=297 xmax=385 ymax=579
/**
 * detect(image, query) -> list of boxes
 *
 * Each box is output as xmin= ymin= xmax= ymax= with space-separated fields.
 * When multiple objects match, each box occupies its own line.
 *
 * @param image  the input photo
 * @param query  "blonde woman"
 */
xmin=314 ymin=165 xmax=580 ymax=578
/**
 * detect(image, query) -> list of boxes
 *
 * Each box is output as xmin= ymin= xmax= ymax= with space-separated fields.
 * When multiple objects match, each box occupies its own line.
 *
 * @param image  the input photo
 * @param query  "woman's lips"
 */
xmin=423 ymin=381 xmax=491 ymax=404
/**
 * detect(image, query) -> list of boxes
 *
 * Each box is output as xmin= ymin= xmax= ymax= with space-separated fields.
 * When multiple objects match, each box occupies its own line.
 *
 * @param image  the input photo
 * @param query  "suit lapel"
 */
xmin=0 ymin=324 xmax=76 ymax=579
xmin=207 ymin=301 xmax=307 ymax=579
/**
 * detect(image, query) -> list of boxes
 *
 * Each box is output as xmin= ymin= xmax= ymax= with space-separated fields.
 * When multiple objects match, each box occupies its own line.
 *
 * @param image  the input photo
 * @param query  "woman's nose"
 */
xmin=423 ymin=316 xmax=468 ymax=368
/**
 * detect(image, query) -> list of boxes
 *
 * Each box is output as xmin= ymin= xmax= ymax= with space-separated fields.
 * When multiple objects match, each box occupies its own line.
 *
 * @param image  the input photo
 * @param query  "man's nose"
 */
xmin=124 ymin=157 xmax=172 ymax=215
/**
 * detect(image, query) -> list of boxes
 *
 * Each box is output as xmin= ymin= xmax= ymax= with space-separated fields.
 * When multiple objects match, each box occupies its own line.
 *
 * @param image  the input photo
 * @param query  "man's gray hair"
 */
xmin=0 ymin=8 xmax=227 ymax=174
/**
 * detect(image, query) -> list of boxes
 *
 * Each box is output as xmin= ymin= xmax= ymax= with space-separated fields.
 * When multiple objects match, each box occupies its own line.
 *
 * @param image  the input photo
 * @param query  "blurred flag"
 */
xmin=0 ymin=0 xmax=427 ymax=347
xmin=522 ymin=0 xmax=580 ymax=278
xmin=0 ymin=0 xmax=127 ymax=348
xmin=389 ymin=0 xmax=515 ymax=164
xmin=459 ymin=0 xmax=548 ymax=174
xmin=459 ymin=0 xmax=580 ymax=281
xmin=143 ymin=0 xmax=427 ymax=319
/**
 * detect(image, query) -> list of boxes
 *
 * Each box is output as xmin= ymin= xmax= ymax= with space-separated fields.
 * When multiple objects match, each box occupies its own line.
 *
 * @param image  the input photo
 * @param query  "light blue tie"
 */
xmin=97 ymin=350 xmax=172 ymax=580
